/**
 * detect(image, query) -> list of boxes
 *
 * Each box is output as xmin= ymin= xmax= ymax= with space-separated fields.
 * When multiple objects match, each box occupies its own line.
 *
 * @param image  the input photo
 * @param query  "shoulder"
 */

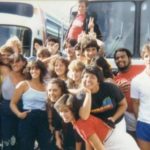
xmin=132 ymin=71 xmax=144 ymax=83
xmin=16 ymin=80 xmax=29 ymax=92
xmin=0 ymin=65 xmax=11 ymax=79
xmin=101 ymin=82 xmax=118 ymax=89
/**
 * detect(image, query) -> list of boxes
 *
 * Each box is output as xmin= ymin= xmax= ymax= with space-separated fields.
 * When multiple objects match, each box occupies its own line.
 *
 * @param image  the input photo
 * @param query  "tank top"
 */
xmin=22 ymin=81 xmax=47 ymax=110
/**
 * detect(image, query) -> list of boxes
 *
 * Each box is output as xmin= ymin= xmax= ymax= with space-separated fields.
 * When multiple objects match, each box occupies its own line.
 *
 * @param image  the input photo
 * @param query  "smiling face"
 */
xmin=54 ymin=60 xmax=67 ymax=78
xmin=59 ymin=107 xmax=75 ymax=123
xmin=11 ymin=59 xmax=25 ymax=73
xmin=115 ymin=51 xmax=131 ymax=72
xmin=47 ymin=83 xmax=62 ymax=103
xmin=1 ymin=51 xmax=12 ymax=65
xmin=71 ymin=69 xmax=82 ymax=83
xmin=82 ymin=72 xmax=99 ymax=92
xmin=84 ymin=47 xmax=97 ymax=62
xmin=66 ymin=47 xmax=75 ymax=59
xmin=30 ymin=67 xmax=41 ymax=79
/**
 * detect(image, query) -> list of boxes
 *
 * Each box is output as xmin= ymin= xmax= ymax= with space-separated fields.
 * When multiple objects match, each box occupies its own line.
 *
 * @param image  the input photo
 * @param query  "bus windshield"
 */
xmin=88 ymin=1 xmax=135 ymax=57
xmin=0 ymin=25 xmax=32 ymax=56
xmin=0 ymin=2 xmax=33 ymax=17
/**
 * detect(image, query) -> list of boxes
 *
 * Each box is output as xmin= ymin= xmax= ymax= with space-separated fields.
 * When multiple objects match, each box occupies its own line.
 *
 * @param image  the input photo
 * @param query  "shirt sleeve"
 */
xmin=76 ymin=118 xmax=96 ymax=140
xmin=109 ymin=83 xmax=124 ymax=103
xmin=131 ymin=77 xmax=140 ymax=100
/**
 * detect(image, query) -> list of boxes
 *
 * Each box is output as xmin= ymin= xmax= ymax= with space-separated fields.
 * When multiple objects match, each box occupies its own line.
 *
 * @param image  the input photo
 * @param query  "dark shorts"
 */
xmin=136 ymin=121 xmax=150 ymax=142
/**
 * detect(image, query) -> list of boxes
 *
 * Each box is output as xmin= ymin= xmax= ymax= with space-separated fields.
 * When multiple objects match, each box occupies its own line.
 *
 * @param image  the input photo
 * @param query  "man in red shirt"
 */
xmin=114 ymin=48 xmax=145 ymax=139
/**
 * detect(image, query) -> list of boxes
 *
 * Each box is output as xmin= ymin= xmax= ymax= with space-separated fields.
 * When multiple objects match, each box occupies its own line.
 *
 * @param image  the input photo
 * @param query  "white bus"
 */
xmin=0 ymin=1 xmax=67 ymax=57
xmin=70 ymin=0 xmax=150 ymax=67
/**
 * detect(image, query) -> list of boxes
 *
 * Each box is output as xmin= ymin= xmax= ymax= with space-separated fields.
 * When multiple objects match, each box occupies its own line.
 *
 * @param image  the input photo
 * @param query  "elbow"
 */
xmin=9 ymin=101 xmax=13 ymax=111
xmin=81 ymin=115 xmax=90 ymax=120
xmin=10 ymin=101 xmax=16 ymax=112
xmin=79 ymin=110 xmax=90 ymax=120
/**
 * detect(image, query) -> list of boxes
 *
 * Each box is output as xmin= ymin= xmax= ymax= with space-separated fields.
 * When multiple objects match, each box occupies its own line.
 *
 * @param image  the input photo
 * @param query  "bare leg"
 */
xmin=138 ymin=139 xmax=150 ymax=150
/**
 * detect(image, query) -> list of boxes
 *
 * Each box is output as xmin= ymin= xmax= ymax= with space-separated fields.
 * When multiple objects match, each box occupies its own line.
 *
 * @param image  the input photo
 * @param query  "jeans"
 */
xmin=18 ymin=109 xmax=51 ymax=150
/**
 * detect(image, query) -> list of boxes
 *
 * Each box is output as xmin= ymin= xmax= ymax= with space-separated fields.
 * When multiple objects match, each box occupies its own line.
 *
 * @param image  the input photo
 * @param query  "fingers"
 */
xmin=90 ymin=17 xmax=94 ymax=22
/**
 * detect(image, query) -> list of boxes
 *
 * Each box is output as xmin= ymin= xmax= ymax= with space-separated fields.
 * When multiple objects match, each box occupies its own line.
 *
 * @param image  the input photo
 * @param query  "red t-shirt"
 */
xmin=114 ymin=65 xmax=145 ymax=113
xmin=73 ymin=115 xmax=111 ymax=143
xmin=67 ymin=14 xmax=85 ymax=40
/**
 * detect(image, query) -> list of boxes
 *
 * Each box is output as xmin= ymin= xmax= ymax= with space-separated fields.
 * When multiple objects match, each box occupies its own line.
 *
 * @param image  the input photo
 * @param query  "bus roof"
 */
xmin=0 ymin=13 xmax=35 ymax=27
xmin=88 ymin=0 xmax=143 ymax=1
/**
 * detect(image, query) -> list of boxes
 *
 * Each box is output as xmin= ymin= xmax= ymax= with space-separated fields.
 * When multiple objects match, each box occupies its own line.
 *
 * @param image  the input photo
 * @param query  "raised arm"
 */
xmin=79 ymin=88 xmax=92 ymax=120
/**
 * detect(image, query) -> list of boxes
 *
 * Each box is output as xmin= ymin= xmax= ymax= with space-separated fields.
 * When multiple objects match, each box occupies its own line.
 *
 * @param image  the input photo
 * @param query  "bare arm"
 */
xmin=0 ymin=65 xmax=11 ymax=79
xmin=10 ymin=81 xmax=29 ymax=119
xmin=108 ymin=97 xmax=127 ymax=122
xmin=132 ymin=98 xmax=140 ymax=119
xmin=88 ymin=133 xmax=105 ymax=150
xmin=75 ymin=142 xmax=82 ymax=150
xmin=55 ymin=130 xmax=63 ymax=150
xmin=79 ymin=88 xmax=92 ymax=120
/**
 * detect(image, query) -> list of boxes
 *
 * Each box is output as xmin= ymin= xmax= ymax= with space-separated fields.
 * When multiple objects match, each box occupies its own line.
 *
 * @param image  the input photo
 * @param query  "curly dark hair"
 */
xmin=94 ymin=56 xmax=113 ymax=79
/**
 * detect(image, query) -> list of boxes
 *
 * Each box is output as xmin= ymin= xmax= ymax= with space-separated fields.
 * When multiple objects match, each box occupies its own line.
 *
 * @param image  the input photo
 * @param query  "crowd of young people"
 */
xmin=0 ymin=0 xmax=150 ymax=150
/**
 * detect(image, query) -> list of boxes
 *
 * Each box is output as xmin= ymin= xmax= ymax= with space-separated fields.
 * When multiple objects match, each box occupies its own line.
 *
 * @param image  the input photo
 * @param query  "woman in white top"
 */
xmin=131 ymin=43 xmax=150 ymax=150
xmin=10 ymin=60 xmax=51 ymax=150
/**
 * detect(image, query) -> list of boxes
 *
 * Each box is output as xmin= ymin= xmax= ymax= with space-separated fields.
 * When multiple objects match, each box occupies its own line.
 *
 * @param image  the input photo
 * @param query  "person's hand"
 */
xmin=106 ymin=117 xmax=115 ymax=128
xmin=116 ymin=79 xmax=130 ymax=93
xmin=17 ymin=110 xmax=30 ymax=119
xmin=82 ymin=87 xmax=91 ymax=94
xmin=88 ymin=17 xmax=94 ymax=30
xmin=107 ymin=117 xmax=115 ymax=123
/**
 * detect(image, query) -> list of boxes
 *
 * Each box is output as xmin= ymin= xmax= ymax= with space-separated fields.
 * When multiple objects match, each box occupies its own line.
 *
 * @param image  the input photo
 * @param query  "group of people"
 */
xmin=0 ymin=0 xmax=150 ymax=150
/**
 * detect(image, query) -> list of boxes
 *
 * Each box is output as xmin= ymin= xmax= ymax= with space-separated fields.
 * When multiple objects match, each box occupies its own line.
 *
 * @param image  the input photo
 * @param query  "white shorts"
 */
xmin=104 ymin=127 xmax=139 ymax=150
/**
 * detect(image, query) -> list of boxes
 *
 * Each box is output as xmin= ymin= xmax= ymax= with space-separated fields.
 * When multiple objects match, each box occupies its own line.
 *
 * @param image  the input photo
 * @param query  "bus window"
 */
xmin=0 ymin=2 xmax=33 ymax=17
xmin=0 ymin=1 xmax=68 ymax=57
xmin=22 ymin=29 xmax=32 ymax=57
xmin=0 ymin=25 xmax=32 ymax=56
xmin=88 ymin=1 xmax=135 ymax=57
xmin=140 ymin=0 xmax=150 ymax=50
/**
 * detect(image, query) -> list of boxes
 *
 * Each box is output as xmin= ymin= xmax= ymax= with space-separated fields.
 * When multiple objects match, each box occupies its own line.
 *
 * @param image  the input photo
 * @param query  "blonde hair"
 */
xmin=0 ymin=45 xmax=14 ymax=54
xmin=141 ymin=43 xmax=150 ymax=58
xmin=5 ymin=36 xmax=22 ymax=54
xmin=68 ymin=60 xmax=85 ymax=71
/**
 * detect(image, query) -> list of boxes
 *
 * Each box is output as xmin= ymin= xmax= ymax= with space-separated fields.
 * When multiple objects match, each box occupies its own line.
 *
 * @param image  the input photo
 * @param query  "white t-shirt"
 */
xmin=131 ymin=71 xmax=150 ymax=124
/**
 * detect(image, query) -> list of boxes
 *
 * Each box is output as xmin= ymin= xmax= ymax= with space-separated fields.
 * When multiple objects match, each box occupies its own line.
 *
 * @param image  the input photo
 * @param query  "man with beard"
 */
xmin=114 ymin=48 xmax=145 ymax=139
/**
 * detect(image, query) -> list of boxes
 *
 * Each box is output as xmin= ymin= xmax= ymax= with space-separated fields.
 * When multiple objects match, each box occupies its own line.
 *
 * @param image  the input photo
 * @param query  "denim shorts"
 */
xmin=136 ymin=121 xmax=150 ymax=142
